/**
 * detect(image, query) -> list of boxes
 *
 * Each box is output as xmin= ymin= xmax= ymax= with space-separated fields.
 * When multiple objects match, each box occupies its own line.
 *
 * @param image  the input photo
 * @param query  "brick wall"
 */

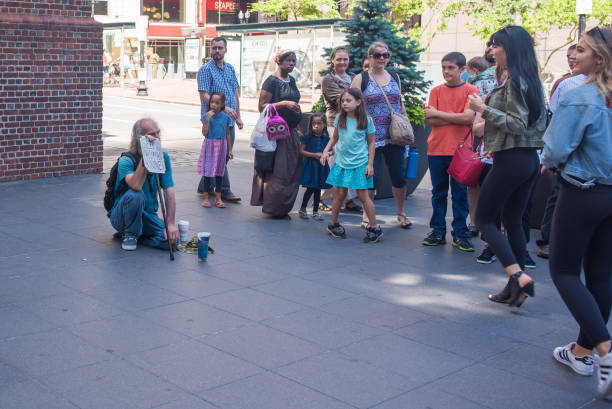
xmin=0 ymin=0 xmax=103 ymax=182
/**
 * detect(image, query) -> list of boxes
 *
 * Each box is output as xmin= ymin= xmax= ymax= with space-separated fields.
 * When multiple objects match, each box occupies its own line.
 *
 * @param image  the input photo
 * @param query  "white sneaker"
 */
xmin=553 ymin=343 xmax=594 ymax=376
xmin=596 ymin=352 xmax=612 ymax=400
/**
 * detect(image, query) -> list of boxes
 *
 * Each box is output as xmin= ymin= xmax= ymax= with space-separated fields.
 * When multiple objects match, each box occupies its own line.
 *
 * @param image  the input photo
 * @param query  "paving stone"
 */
xmin=0 ymin=380 xmax=80 ymax=409
xmin=137 ymin=300 xmax=250 ymax=337
xmin=200 ymin=322 xmax=324 ymax=369
xmin=0 ymin=305 xmax=57 ymax=340
xmin=371 ymin=385 xmax=490 ymax=409
xmin=200 ymin=371 xmax=354 ymax=409
xmin=200 ymin=288 xmax=305 ymax=321
xmin=0 ymin=273 xmax=76 ymax=304
xmin=431 ymin=363 xmax=591 ymax=409
xmin=41 ymin=358 xmax=185 ymax=409
xmin=0 ymin=328 xmax=112 ymax=377
xmin=275 ymin=351 xmax=412 ymax=409
xmin=255 ymin=277 xmax=357 ymax=307
xmin=128 ymin=268 xmax=241 ymax=298
xmin=205 ymin=260 xmax=291 ymax=286
xmin=318 ymin=296 xmax=431 ymax=331
xmin=0 ymin=361 xmax=29 ymax=389
xmin=339 ymin=333 xmax=473 ymax=386
xmin=69 ymin=313 xmax=187 ymax=355
xmin=264 ymin=308 xmax=383 ymax=349
xmin=151 ymin=395 xmax=219 ymax=409
xmin=127 ymin=339 xmax=261 ymax=393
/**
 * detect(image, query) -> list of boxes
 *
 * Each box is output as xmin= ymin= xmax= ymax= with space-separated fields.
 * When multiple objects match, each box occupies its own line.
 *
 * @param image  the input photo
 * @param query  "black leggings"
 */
xmin=475 ymin=148 xmax=539 ymax=268
xmin=550 ymin=180 xmax=612 ymax=349
xmin=301 ymin=188 xmax=321 ymax=212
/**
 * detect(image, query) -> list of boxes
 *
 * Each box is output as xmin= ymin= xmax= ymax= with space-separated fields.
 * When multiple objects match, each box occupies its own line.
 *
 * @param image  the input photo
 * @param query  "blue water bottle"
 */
xmin=405 ymin=147 xmax=419 ymax=179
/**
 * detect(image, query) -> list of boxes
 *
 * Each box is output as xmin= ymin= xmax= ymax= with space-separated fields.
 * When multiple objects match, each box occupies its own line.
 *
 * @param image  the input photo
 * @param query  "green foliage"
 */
xmin=311 ymin=95 xmax=327 ymax=113
xmin=250 ymin=0 xmax=340 ymax=21
xmin=326 ymin=0 xmax=430 ymax=124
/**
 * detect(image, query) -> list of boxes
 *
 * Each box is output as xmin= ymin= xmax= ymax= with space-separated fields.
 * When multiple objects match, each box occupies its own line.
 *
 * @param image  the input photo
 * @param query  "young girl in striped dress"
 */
xmin=198 ymin=92 xmax=233 ymax=208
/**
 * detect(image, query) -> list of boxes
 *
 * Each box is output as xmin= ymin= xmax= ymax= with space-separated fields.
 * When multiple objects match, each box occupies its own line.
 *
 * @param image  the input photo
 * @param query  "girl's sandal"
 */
xmin=215 ymin=201 xmax=226 ymax=208
xmin=312 ymin=213 xmax=324 ymax=221
xmin=201 ymin=200 xmax=212 ymax=208
xmin=299 ymin=210 xmax=309 ymax=219
xmin=318 ymin=202 xmax=332 ymax=212
xmin=360 ymin=221 xmax=370 ymax=230
xmin=397 ymin=213 xmax=412 ymax=229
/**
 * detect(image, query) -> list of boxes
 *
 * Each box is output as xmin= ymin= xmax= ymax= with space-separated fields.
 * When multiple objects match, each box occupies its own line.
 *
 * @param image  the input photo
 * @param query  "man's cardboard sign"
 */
xmin=139 ymin=136 xmax=166 ymax=174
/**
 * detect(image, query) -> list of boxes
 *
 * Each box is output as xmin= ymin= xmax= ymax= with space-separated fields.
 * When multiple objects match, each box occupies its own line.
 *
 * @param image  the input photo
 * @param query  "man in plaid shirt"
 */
xmin=197 ymin=36 xmax=243 ymax=202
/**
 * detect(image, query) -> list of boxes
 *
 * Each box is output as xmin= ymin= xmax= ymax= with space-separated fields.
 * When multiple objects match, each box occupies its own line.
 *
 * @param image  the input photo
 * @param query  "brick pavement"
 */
xmin=0 ymin=132 xmax=610 ymax=408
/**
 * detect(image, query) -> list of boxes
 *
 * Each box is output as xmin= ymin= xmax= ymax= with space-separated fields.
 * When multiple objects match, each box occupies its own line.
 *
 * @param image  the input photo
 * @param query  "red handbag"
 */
xmin=447 ymin=130 xmax=485 ymax=187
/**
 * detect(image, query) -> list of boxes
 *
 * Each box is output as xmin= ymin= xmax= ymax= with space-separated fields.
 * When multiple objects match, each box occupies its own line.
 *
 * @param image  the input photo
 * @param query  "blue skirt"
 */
xmin=326 ymin=163 xmax=373 ymax=190
xmin=299 ymin=158 xmax=332 ymax=189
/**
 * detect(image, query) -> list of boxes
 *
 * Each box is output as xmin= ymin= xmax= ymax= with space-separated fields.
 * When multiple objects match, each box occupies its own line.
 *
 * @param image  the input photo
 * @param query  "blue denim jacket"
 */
xmin=542 ymin=82 xmax=612 ymax=185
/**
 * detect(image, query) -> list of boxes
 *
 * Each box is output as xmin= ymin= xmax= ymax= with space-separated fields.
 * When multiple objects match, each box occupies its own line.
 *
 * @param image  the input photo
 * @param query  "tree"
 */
xmin=250 ymin=0 xmax=340 ymax=21
xmin=329 ymin=0 xmax=431 ymax=124
xmin=436 ymin=0 xmax=612 ymax=72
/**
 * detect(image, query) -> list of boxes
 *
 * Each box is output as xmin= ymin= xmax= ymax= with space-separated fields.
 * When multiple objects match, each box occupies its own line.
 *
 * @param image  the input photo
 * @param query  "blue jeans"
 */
xmin=110 ymin=189 xmax=170 ymax=249
xmin=428 ymin=155 xmax=469 ymax=238
xmin=198 ymin=126 xmax=235 ymax=195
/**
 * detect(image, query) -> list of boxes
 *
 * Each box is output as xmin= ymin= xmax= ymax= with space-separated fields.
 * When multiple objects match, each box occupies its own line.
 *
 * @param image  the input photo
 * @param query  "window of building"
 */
xmin=93 ymin=0 xmax=108 ymax=15
xmin=143 ymin=0 xmax=185 ymax=23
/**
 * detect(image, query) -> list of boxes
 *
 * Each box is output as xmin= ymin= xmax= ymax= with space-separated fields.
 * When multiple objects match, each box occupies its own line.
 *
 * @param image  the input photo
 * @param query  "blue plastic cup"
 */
xmin=197 ymin=232 xmax=211 ymax=262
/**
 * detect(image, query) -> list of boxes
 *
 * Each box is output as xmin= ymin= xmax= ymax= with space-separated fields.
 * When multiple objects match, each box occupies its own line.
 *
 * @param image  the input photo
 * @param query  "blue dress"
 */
xmin=299 ymin=133 xmax=332 ymax=189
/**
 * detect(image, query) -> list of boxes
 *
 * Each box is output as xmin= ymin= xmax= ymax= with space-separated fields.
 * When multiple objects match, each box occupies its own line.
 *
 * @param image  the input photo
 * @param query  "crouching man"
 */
xmin=109 ymin=118 xmax=179 ymax=251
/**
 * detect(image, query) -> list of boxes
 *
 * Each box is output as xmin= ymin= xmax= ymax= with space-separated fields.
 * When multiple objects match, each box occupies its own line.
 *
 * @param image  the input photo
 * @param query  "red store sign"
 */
xmin=206 ymin=0 xmax=236 ymax=12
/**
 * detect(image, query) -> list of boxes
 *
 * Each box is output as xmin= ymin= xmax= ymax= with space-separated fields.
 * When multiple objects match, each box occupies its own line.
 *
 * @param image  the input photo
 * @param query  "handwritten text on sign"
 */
xmin=140 ymin=136 xmax=166 ymax=174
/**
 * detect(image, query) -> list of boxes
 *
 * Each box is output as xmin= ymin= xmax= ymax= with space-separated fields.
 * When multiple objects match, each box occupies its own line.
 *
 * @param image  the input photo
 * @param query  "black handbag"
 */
xmin=254 ymin=150 xmax=275 ymax=172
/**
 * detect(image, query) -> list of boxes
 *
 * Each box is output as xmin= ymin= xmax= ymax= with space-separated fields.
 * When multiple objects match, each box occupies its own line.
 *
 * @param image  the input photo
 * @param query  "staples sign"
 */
xmin=206 ymin=0 xmax=236 ymax=12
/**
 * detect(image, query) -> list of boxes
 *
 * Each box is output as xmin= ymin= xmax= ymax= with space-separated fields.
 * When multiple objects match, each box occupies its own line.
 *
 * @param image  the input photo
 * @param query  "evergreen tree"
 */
xmin=322 ymin=0 xmax=430 ymax=123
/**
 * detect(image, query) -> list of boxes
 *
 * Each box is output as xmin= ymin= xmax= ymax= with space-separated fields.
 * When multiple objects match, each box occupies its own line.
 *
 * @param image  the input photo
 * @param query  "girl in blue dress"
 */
xmin=320 ymin=88 xmax=382 ymax=242
xmin=298 ymin=113 xmax=332 ymax=220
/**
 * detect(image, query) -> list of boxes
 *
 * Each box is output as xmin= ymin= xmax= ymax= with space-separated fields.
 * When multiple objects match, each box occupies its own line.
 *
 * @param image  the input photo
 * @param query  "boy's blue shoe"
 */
xmin=422 ymin=231 xmax=446 ymax=246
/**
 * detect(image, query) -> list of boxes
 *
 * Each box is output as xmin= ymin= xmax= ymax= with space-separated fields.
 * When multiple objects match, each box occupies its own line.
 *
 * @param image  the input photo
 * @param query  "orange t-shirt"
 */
xmin=427 ymin=82 xmax=478 ymax=156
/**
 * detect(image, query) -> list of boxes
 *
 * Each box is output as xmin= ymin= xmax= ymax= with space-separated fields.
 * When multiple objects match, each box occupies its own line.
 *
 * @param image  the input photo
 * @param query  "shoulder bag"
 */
xmin=447 ymin=129 xmax=485 ymax=187
xmin=370 ymin=73 xmax=415 ymax=146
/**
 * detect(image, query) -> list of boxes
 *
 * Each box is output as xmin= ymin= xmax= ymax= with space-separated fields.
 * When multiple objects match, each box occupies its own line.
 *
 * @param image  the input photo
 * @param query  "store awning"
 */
xmin=102 ymin=22 xmax=136 ymax=30
xmin=215 ymin=18 xmax=344 ymax=34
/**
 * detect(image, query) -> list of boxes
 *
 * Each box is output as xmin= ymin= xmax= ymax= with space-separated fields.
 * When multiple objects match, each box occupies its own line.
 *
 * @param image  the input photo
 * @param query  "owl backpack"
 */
xmin=266 ymin=104 xmax=290 ymax=141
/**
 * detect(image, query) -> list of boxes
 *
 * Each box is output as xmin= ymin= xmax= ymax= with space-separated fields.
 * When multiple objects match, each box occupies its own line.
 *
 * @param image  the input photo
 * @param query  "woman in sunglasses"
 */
xmin=351 ymin=41 xmax=412 ymax=229
xmin=543 ymin=26 xmax=612 ymax=400
xmin=468 ymin=26 xmax=547 ymax=307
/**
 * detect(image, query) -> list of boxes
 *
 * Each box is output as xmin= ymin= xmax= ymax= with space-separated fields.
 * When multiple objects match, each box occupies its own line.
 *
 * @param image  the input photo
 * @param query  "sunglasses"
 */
xmin=594 ymin=27 xmax=610 ymax=48
xmin=371 ymin=52 xmax=390 ymax=60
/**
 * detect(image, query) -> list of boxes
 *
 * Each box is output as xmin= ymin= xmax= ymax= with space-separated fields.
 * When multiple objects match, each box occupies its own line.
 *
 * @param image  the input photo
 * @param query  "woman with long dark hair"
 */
xmin=468 ymin=26 xmax=547 ymax=307
xmin=544 ymin=27 xmax=612 ymax=399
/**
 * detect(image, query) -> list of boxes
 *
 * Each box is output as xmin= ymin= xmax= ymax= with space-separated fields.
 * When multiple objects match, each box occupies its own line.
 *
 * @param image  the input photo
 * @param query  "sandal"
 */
xmin=360 ymin=221 xmax=370 ymax=230
xmin=215 ymin=201 xmax=226 ymax=208
xmin=344 ymin=200 xmax=362 ymax=213
xmin=299 ymin=210 xmax=309 ymax=219
xmin=312 ymin=212 xmax=324 ymax=221
xmin=397 ymin=213 xmax=412 ymax=229
xmin=201 ymin=200 xmax=211 ymax=208
xmin=318 ymin=202 xmax=331 ymax=212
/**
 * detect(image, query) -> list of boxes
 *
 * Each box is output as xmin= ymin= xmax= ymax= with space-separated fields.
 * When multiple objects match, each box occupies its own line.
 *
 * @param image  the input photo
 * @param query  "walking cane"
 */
xmin=155 ymin=174 xmax=174 ymax=261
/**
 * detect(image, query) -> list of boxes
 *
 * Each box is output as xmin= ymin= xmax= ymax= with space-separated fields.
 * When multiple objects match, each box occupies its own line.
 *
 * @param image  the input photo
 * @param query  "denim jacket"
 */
xmin=542 ymin=82 xmax=612 ymax=186
xmin=481 ymin=77 xmax=546 ymax=152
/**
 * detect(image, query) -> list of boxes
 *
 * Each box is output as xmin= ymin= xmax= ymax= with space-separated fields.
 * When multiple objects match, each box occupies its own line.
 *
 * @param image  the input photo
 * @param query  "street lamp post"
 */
xmin=576 ymin=0 xmax=592 ymax=40
xmin=137 ymin=40 xmax=149 ymax=96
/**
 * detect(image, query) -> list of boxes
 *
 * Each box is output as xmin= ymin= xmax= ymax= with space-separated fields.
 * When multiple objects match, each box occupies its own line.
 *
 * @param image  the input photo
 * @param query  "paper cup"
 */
xmin=197 ymin=232 xmax=211 ymax=262
xmin=178 ymin=220 xmax=189 ymax=243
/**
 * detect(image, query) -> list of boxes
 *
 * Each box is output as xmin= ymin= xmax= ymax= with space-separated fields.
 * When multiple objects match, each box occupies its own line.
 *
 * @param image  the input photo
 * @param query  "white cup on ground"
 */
xmin=178 ymin=220 xmax=189 ymax=243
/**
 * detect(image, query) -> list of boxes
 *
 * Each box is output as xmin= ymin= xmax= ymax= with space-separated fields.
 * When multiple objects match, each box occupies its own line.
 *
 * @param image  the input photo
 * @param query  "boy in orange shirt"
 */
xmin=423 ymin=52 xmax=478 ymax=251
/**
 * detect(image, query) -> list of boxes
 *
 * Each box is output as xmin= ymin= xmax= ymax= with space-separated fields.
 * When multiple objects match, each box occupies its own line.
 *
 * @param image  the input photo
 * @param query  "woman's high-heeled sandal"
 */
xmin=507 ymin=271 xmax=535 ymax=307
xmin=488 ymin=277 xmax=513 ymax=304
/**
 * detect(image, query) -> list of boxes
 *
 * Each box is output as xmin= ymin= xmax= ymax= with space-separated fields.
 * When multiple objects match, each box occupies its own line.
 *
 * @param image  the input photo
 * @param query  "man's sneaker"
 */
xmin=364 ymin=226 xmax=383 ymax=243
xmin=553 ymin=343 xmax=594 ymax=376
xmin=596 ymin=352 xmax=612 ymax=399
xmin=122 ymin=235 xmax=137 ymax=251
xmin=452 ymin=236 xmax=475 ymax=252
xmin=476 ymin=247 xmax=497 ymax=264
xmin=537 ymin=243 xmax=549 ymax=259
xmin=524 ymin=252 xmax=536 ymax=269
xmin=422 ymin=231 xmax=446 ymax=246
xmin=327 ymin=223 xmax=346 ymax=238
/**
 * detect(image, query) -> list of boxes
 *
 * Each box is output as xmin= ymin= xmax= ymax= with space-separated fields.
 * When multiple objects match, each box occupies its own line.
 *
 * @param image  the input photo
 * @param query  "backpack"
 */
xmin=360 ymin=70 xmax=401 ymax=93
xmin=103 ymin=151 xmax=140 ymax=212
xmin=266 ymin=104 xmax=290 ymax=141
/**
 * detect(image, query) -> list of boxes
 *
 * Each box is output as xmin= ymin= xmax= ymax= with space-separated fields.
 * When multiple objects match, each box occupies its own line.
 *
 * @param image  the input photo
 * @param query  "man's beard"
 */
xmin=212 ymin=54 xmax=223 ymax=61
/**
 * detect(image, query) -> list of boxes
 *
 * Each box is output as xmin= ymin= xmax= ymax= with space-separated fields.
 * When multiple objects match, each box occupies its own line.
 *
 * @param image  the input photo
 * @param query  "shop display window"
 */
xmin=143 ymin=0 xmax=185 ymax=23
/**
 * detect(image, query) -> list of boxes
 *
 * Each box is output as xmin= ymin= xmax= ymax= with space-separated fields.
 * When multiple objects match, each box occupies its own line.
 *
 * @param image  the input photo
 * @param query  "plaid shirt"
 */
xmin=197 ymin=60 xmax=239 ymax=125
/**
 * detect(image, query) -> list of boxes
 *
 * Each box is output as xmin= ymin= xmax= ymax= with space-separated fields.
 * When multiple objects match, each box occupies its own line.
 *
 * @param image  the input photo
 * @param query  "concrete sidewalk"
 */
xmin=103 ymin=80 xmax=315 ymax=112
xmin=0 ymin=139 xmax=609 ymax=408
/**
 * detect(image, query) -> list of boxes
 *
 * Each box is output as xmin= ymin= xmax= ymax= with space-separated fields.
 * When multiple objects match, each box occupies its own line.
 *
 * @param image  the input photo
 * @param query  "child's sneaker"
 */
xmin=312 ymin=213 xmax=324 ymax=221
xmin=299 ymin=210 xmax=309 ymax=219
xmin=476 ymin=247 xmax=496 ymax=264
xmin=422 ymin=230 xmax=446 ymax=246
xmin=364 ymin=226 xmax=383 ymax=243
xmin=327 ymin=223 xmax=346 ymax=238
xmin=596 ymin=352 xmax=612 ymax=399
xmin=553 ymin=343 xmax=594 ymax=376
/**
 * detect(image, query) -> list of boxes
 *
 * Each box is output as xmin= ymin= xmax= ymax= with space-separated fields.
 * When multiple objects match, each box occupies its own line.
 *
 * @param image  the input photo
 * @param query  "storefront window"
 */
xmin=206 ymin=0 xmax=258 ymax=25
xmin=93 ymin=0 xmax=108 ymax=15
xmin=143 ymin=0 xmax=185 ymax=23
